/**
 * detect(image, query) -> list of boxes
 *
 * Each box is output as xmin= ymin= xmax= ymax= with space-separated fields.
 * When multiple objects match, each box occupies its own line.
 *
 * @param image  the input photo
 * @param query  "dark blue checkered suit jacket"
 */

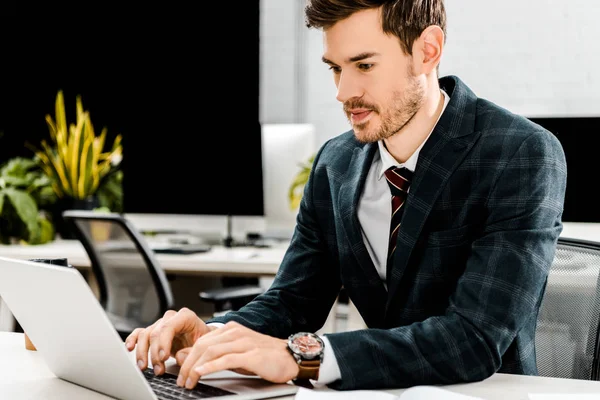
xmin=210 ymin=75 xmax=567 ymax=390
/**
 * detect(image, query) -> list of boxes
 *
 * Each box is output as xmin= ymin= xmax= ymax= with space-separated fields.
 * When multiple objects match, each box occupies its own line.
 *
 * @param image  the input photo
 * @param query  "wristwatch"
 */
xmin=287 ymin=332 xmax=325 ymax=382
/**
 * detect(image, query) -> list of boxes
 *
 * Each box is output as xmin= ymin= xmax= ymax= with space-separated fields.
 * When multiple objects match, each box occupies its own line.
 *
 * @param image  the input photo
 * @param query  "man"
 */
xmin=126 ymin=0 xmax=567 ymax=391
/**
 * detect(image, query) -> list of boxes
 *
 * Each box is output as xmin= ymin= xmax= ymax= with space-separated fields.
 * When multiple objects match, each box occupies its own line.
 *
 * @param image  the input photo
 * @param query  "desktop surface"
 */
xmin=0 ymin=239 xmax=288 ymax=277
xmin=3 ymin=332 xmax=600 ymax=399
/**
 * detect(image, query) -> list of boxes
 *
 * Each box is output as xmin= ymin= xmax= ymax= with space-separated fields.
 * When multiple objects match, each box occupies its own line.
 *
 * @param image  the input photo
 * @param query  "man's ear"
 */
xmin=412 ymin=25 xmax=444 ymax=75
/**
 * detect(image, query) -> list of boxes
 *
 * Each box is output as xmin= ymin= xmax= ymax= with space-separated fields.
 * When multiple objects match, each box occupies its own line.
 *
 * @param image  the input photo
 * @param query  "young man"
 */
xmin=125 ymin=0 xmax=567 ymax=391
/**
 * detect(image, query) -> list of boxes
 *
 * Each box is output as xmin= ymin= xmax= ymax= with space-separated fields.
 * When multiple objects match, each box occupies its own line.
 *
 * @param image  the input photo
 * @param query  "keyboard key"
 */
xmin=143 ymin=368 xmax=235 ymax=399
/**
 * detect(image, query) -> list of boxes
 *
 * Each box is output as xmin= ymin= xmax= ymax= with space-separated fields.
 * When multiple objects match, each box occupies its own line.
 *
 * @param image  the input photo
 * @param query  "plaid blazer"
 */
xmin=210 ymin=75 xmax=568 ymax=390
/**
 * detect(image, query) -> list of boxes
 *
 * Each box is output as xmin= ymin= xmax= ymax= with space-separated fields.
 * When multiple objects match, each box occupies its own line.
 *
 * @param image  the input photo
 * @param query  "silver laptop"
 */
xmin=0 ymin=256 xmax=299 ymax=400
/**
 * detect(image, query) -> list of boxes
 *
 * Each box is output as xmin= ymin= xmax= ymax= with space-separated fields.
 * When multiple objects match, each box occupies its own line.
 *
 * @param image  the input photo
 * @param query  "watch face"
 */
xmin=288 ymin=332 xmax=324 ymax=358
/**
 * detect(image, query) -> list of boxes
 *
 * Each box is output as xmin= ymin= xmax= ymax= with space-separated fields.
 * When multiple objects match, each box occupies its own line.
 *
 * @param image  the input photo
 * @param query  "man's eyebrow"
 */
xmin=322 ymin=52 xmax=380 ymax=66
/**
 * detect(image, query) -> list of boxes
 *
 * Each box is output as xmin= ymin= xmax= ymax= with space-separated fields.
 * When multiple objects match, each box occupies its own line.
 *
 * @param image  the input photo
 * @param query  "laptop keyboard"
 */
xmin=143 ymin=368 xmax=235 ymax=399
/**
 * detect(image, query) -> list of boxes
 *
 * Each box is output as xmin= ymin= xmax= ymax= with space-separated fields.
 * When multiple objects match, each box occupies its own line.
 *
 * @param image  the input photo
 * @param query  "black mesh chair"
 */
xmin=535 ymin=237 xmax=600 ymax=380
xmin=62 ymin=210 xmax=265 ymax=335
xmin=62 ymin=210 xmax=175 ymax=341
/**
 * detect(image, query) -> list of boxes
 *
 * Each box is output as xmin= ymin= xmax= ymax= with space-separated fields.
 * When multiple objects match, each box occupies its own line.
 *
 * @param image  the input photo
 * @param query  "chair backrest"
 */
xmin=535 ymin=237 xmax=600 ymax=380
xmin=62 ymin=210 xmax=174 ymax=329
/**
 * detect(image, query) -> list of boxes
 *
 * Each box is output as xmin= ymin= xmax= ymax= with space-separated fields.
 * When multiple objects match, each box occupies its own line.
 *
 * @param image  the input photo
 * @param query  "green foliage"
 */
xmin=288 ymin=154 xmax=315 ymax=210
xmin=0 ymin=157 xmax=57 ymax=244
xmin=96 ymin=168 xmax=123 ymax=213
xmin=28 ymin=90 xmax=123 ymax=201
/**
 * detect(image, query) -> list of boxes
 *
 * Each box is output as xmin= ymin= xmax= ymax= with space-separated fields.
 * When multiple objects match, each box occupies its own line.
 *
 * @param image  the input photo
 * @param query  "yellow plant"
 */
xmin=30 ymin=90 xmax=122 ymax=200
xmin=288 ymin=154 xmax=315 ymax=210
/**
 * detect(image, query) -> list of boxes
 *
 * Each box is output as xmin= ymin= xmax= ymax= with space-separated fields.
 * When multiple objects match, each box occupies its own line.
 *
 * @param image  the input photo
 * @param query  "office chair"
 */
xmin=62 ymin=210 xmax=265 ymax=334
xmin=62 ymin=210 xmax=175 ymax=341
xmin=199 ymin=284 xmax=265 ymax=317
xmin=535 ymin=237 xmax=600 ymax=380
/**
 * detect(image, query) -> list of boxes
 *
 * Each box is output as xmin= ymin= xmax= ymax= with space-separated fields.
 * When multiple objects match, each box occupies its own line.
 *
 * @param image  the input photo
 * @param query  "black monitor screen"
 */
xmin=527 ymin=117 xmax=600 ymax=223
xmin=0 ymin=3 xmax=263 ymax=217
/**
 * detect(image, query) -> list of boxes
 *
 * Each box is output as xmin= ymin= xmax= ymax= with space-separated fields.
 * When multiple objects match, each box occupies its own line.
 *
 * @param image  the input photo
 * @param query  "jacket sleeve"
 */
xmin=206 ymin=141 xmax=342 ymax=338
xmin=325 ymin=130 xmax=567 ymax=390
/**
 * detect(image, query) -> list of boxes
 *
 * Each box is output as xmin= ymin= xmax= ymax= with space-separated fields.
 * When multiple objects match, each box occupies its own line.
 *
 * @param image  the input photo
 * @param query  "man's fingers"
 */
xmin=125 ymin=327 xmax=144 ymax=351
xmin=148 ymin=310 xmax=178 ymax=374
xmin=178 ymin=339 xmax=252 ymax=388
xmin=175 ymin=348 xmax=191 ymax=366
xmin=175 ymin=341 xmax=205 ymax=387
xmin=150 ymin=308 xmax=204 ymax=375
xmin=156 ymin=309 xmax=198 ymax=354
xmin=176 ymin=328 xmax=239 ymax=387
xmin=187 ymin=353 xmax=249 ymax=388
xmin=133 ymin=317 xmax=164 ymax=370
xmin=197 ymin=339 xmax=253 ymax=367
xmin=134 ymin=327 xmax=153 ymax=370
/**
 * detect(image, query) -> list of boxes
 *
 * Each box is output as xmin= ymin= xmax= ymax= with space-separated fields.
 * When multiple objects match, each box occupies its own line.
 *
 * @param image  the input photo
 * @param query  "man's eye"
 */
xmin=328 ymin=65 xmax=341 ymax=73
xmin=359 ymin=63 xmax=373 ymax=71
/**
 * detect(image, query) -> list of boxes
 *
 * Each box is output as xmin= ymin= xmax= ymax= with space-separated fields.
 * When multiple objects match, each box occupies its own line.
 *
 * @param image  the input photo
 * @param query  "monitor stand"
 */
xmin=222 ymin=214 xmax=246 ymax=248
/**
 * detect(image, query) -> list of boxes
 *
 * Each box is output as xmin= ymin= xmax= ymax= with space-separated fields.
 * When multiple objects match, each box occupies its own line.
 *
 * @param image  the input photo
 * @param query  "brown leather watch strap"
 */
xmin=296 ymin=359 xmax=321 ymax=381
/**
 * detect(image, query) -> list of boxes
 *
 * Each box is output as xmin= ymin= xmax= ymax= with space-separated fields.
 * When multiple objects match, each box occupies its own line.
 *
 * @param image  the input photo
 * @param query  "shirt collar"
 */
xmin=377 ymin=89 xmax=450 ymax=180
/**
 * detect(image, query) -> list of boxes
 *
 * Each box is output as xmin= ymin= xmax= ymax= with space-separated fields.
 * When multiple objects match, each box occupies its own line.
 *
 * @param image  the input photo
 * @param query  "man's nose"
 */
xmin=335 ymin=72 xmax=362 ymax=104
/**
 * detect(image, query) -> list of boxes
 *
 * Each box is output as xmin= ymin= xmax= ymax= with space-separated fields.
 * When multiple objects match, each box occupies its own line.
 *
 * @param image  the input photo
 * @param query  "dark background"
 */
xmin=527 ymin=117 xmax=600 ymax=223
xmin=0 ymin=3 xmax=264 ymax=217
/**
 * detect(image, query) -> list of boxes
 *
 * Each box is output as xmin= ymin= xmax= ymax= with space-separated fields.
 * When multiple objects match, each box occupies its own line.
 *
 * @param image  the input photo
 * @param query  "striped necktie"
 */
xmin=384 ymin=166 xmax=413 ymax=261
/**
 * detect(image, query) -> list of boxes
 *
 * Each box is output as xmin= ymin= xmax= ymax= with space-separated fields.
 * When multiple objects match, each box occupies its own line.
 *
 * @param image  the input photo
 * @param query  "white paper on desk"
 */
xmin=529 ymin=395 xmax=600 ymax=399
xmin=295 ymin=387 xmax=397 ymax=400
xmin=295 ymin=385 xmax=483 ymax=400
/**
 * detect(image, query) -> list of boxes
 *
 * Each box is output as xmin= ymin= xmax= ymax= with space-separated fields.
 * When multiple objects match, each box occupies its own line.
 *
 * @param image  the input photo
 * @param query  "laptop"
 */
xmin=0 ymin=256 xmax=299 ymax=400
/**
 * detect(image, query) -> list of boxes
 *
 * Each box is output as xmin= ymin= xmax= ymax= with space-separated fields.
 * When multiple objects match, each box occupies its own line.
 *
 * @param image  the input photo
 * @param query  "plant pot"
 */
xmin=24 ymin=333 xmax=36 ymax=351
xmin=90 ymin=221 xmax=112 ymax=241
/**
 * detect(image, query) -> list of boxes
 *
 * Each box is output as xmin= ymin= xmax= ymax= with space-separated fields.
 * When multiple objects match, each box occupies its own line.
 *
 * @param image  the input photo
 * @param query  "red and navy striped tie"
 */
xmin=384 ymin=166 xmax=413 ymax=261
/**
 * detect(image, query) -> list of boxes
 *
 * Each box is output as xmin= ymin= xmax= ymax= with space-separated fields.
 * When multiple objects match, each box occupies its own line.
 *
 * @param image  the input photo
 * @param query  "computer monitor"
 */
xmin=0 ymin=3 xmax=263 ymax=225
xmin=527 ymin=116 xmax=600 ymax=222
xmin=261 ymin=124 xmax=317 ymax=238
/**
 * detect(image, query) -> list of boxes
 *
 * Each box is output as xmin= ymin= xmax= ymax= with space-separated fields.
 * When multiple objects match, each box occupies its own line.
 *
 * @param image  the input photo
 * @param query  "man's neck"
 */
xmin=384 ymin=82 xmax=445 ymax=164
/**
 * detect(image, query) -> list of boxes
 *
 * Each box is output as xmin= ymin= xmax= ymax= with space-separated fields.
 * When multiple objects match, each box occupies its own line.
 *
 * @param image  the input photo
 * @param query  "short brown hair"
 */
xmin=304 ymin=0 xmax=446 ymax=55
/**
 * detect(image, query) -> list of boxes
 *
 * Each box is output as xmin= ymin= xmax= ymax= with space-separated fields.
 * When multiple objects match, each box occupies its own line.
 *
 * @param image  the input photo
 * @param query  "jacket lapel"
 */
xmin=385 ymin=76 xmax=482 ymax=308
xmin=338 ymin=144 xmax=388 ymax=295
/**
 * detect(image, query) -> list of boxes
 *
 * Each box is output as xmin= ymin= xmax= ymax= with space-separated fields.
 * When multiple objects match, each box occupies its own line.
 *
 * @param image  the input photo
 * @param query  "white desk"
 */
xmin=0 ymin=222 xmax=597 ymax=277
xmin=0 ymin=239 xmax=287 ymax=277
xmin=1 ymin=221 xmax=595 ymax=275
xmin=2 ymin=332 xmax=600 ymax=399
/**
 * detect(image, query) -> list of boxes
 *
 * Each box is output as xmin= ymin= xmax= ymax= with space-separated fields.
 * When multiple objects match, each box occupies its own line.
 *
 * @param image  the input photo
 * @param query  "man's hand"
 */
xmin=175 ymin=321 xmax=300 ymax=390
xmin=124 ymin=307 xmax=216 ymax=375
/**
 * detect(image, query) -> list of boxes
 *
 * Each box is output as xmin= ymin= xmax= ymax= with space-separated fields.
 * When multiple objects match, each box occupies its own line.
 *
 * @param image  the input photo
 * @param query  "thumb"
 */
xmin=175 ymin=348 xmax=191 ymax=366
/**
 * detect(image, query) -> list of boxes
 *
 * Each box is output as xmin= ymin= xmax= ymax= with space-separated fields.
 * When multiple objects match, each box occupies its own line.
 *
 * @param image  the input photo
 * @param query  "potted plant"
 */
xmin=288 ymin=153 xmax=315 ymax=210
xmin=28 ymin=90 xmax=123 ymax=238
xmin=0 ymin=156 xmax=57 ymax=244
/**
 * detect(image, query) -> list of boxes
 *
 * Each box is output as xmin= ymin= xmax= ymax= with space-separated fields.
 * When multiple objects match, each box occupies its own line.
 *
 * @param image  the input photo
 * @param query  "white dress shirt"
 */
xmin=209 ymin=89 xmax=450 ymax=387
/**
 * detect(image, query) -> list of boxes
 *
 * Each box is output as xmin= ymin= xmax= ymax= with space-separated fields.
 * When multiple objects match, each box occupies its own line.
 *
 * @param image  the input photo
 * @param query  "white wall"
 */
xmin=260 ymin=0 xmax=308 ymax=124
xmin=296 ymin=1 xmax=600 ymax=145
xmin=440 ymin=0 xmax=600 ymax=118
xmin=305 ymin=27 xmax=352 ymax=146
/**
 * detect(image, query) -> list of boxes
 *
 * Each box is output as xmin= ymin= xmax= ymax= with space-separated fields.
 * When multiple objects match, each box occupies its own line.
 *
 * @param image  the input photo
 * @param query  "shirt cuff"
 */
xmin=311 ymin=336 xmax=341 ymax=386
xmin=207 ymin=322 xmax=225 ymax=329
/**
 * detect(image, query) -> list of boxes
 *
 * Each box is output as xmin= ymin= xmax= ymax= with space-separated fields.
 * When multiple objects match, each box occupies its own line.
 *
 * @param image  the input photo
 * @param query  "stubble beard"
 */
xmin=348 ymin=75 xmax=426 ymax=144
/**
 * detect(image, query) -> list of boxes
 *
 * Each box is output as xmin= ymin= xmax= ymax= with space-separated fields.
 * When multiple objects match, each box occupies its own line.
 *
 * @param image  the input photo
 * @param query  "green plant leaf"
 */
xmin=28 ymin=214 xmax=54 ymax=245
xmin=33 ymin=90 xmax=123 ymax=205
xmin=1 ymin=176 xmax=30 ymax=187
xmin=4 ymin=188 xmax=39 ymax=241
xmin=0 ymin=192 xmax=4 ymax=214
xmin=80 ymin=132 xmax=95 ymax=197
xmin=287 ymin=153 xmax=315 ymax=210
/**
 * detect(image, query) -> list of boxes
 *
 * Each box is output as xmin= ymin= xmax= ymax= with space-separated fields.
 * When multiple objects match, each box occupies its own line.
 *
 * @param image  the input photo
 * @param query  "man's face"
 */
xmin=322 ymin=8 xmax=426 ymax=143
